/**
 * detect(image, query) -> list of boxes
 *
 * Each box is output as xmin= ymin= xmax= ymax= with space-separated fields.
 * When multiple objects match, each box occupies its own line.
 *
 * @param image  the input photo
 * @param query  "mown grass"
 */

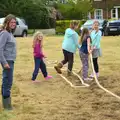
xmin=0 ymin=36 xmax=120 ymax=120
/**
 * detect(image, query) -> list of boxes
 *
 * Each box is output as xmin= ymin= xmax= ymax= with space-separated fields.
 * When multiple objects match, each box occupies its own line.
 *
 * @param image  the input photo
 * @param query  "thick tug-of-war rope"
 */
xmin=47 ymin=58 xmax=120 ymax=100
xmin=72 ymin=71 xmax=89 ymax=87
xmin=90 ymin=54 xmax=120 ymax=100
xmin=47 ymin=66 xmax=89 ymax=88
xmin=59 ymin=74 xmax=89 ymax=88
xmin=59 ymin=69 xmax=89 ymax=88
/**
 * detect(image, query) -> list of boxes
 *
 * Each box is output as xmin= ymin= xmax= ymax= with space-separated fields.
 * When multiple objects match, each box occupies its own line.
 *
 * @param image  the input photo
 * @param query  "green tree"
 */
xmin=57 ymin=0 xmax=92 ymax=20
xmin=0 ymin=0 xmax=53 ymax=29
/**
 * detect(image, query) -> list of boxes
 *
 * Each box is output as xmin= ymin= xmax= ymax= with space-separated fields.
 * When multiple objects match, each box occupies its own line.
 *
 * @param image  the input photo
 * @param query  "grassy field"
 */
xmin=0 ymin=36 xmax=120 ymax=120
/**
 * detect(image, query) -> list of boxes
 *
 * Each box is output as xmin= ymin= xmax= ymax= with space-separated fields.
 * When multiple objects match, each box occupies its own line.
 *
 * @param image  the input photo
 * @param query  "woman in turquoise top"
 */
xmin=90 ymin=21 xmax=102 ymax=78
xmin=54 ymin=20 xmax=80 ymax=76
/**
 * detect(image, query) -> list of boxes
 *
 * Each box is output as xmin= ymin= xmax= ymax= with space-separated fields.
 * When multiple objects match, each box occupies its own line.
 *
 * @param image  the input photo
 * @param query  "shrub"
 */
xmin=56 ymin=20 xmax=86 ymax=34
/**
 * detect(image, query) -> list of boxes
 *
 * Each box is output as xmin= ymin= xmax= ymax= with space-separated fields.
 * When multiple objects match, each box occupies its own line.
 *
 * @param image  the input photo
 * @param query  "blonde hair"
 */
xmin=70 ymin=20 xmax=79 ymax=29
xmin=33 ymin=31 xmax=43 ymax=48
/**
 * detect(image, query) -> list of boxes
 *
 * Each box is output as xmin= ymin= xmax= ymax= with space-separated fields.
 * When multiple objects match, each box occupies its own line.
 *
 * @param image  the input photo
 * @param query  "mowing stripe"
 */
xmin=90 ymin=54 xmax=120 ymax=100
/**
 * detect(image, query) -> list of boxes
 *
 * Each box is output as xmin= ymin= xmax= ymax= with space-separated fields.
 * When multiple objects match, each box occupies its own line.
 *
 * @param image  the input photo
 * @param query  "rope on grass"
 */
xmin=47 ymin=66 xmax=89 ymax=88
xmin=59 ymin=74 xmax=88 ymax=88
xmin=47 ymin=57 xmax=120 ymax=100
xmin=90 ymin=54 xmax=120 ymax=100
xmin=46 ymin=60 xmax=58 ymax=65
xmin=72 ymin=71 xmax=89 ymax=87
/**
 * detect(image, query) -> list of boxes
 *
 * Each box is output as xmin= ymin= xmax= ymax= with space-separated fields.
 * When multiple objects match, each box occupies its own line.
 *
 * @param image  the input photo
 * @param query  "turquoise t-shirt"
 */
xmin=90 ymin=30 xmax=102 ymax=49
xmin=62 ymin=28 xmax=80 ymax=53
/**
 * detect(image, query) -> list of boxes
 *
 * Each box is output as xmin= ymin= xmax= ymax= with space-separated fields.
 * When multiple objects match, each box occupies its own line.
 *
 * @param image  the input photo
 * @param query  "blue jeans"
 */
xmin=1 ymin=61 xmax=14 ymax=98
xmin=32 ymin=57 xmax=48 ymax=81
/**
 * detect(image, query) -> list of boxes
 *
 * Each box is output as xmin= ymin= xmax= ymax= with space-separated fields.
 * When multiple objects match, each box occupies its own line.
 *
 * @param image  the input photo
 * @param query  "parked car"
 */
xmin=0 ymin=17 xmax=28 ymax=37
xmin=80 ymin=19 xmax=107 ymax=35
xmin=104 ymin=20 xmax=120 ymax=36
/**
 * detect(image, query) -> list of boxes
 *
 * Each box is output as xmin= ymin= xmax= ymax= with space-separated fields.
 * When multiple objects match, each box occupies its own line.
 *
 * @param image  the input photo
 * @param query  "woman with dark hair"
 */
xmin=0 ymin=14 xmax=17 ymax=110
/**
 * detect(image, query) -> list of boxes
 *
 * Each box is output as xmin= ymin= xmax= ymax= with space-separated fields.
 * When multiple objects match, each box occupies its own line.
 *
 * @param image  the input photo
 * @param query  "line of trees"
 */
xmin=0 ymin=0 xmax=92 ymax=29
xmin=0 ymin=0 xmax=56 ymax=29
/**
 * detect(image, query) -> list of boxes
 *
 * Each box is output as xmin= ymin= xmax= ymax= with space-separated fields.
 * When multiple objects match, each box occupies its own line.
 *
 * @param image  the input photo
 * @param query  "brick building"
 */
xmin=89 ymin=0 xmax=120 ymax=19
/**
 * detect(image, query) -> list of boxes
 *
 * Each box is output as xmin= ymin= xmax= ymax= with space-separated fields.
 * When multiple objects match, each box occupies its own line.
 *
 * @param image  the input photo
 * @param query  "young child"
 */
xmin=79 ymin=28 xmax=93 ymax=81
xmin=54 ymin=20 xmax=80 ymax=76
xmin=90 ymin=21 xmax=102 ymax=78
xmin=31 ymin=31 xmax=52 ymax=83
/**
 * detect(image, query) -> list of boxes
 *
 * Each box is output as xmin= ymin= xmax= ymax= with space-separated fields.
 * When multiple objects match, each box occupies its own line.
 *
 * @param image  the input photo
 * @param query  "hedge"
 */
xmin=55 ymin=20 xmax=86 ymax=35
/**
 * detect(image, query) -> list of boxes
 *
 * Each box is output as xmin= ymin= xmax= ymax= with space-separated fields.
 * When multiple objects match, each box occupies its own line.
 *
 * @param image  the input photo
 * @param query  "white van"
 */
xmin=0 ymin=17 xmax=28 ymax=37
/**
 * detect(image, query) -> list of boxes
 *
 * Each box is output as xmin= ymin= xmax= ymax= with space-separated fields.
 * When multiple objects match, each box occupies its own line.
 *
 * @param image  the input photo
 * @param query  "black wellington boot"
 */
xmin=2 ymin=97 xmax=13 ymax=110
